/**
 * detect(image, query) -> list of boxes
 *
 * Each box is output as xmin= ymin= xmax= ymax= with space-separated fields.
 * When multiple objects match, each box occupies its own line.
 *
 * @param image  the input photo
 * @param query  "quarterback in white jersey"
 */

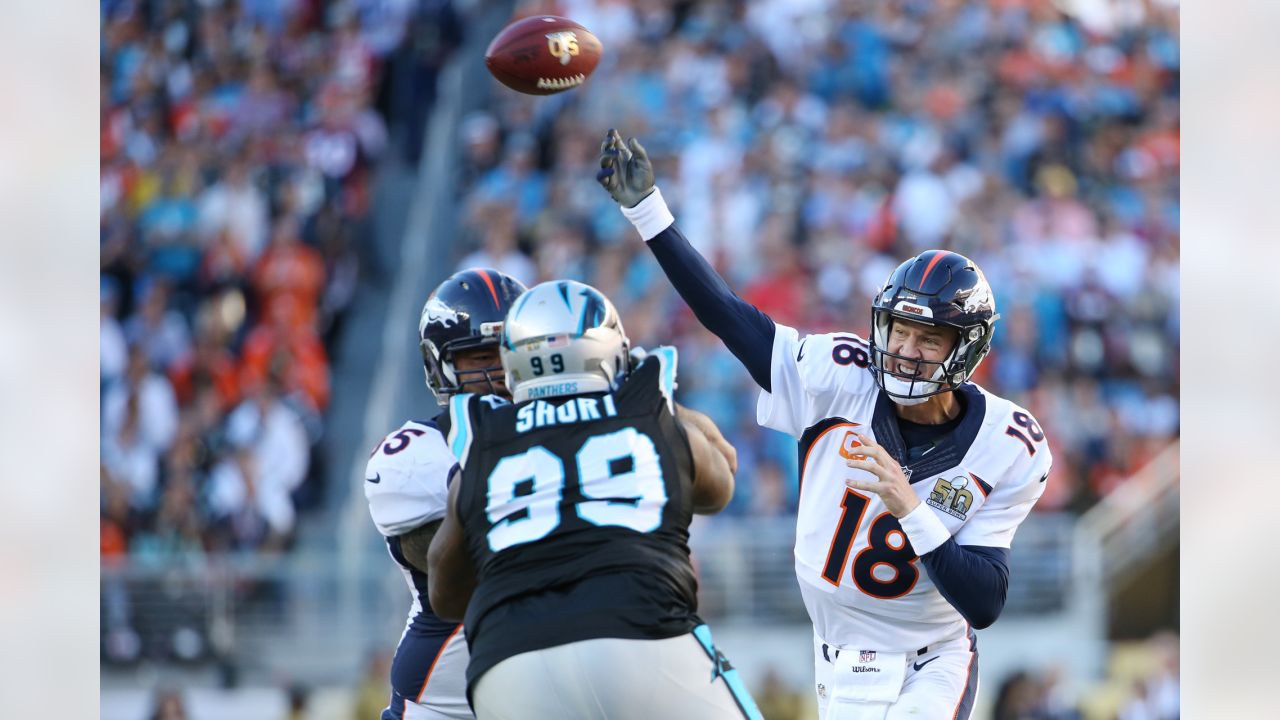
xmin=599 ymin=130 xmax=1051 ymax=719
xmin=363 ymin=268 xmax=526 ymax=720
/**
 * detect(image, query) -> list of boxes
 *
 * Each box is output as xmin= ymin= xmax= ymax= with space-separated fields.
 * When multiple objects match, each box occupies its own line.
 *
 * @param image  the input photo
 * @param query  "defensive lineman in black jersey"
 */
xmin=426 ymin=280 xmax=763 ymax=720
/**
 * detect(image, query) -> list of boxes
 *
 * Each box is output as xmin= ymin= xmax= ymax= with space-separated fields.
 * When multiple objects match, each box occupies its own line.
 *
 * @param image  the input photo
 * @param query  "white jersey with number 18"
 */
xmin=757 ymin=323 xmax=1052 ymax=652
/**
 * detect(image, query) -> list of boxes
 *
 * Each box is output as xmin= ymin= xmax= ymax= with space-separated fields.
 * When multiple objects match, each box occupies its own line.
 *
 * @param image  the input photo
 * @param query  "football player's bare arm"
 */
xmin=682 ymin=415 xmax=735 ymax=515
xmin=675 ymin=403 xmax=737 ymax=474
xmin=426 ymin=471 xmax=477 ymax=623
xmin=396 ymin=519 xmax=443 ymax=574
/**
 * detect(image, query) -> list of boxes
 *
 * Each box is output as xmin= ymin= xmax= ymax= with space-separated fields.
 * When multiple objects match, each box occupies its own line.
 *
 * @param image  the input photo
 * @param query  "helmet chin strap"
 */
xmin=882 ymin=374 xmax=936 ymax=406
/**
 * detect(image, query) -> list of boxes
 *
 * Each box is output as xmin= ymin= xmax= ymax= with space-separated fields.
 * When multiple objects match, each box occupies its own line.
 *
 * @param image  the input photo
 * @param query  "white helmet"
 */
xmin=500 ymin=280 xmax=630 ymax=403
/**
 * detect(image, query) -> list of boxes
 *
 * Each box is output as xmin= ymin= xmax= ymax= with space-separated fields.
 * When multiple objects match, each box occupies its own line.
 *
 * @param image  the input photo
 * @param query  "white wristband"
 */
xmin=897 ymin=502 xmax=953 ymax=556
xmin=619 ymin=186 xmax=675 ymax=241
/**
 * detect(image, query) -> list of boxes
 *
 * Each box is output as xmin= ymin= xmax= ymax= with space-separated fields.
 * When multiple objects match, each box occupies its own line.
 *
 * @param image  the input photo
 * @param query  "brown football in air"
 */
xmin=485 ymin=15 xmax=603 ymax=96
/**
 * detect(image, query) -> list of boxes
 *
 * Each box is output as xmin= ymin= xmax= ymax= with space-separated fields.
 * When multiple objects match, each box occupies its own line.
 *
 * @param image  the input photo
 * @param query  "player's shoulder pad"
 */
xmin=364 ymin=419 xmax=456 ymax=536
xmin=977 ymin=390 xmax=1053 ymax=495
xmin=779 ymin=325 xmax=875 ymax=393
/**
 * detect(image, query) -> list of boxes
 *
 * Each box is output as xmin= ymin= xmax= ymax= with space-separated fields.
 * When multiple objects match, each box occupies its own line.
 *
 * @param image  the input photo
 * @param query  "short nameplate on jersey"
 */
xmin=515 ymin=395 xmax=619 ymax=433
xmin=831 ymin=648 xmax=906 ymax=706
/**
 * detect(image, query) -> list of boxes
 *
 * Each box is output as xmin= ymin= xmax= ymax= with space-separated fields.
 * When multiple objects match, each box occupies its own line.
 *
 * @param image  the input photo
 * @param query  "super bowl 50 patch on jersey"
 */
xmin=926 ymin=474 xmax=991 ymax=521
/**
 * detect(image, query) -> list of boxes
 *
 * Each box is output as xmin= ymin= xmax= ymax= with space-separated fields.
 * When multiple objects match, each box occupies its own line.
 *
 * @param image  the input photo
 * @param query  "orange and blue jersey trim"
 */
xmin=950 ymin=626 xmax=980 ymax=720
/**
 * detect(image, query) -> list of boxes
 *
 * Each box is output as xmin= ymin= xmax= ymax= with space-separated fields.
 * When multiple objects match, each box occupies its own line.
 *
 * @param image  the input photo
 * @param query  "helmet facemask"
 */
xmin=870 ymin=310 xmax=991 ymax=405
xmin=417 ymin=269 xmax=529 ymax=405
xmin=421 ymin=330 xmax=508 ymax=401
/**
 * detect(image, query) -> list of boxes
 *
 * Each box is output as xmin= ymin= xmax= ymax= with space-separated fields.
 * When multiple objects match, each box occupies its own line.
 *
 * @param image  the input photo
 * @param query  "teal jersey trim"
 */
xmin=692 ymin=624 xmax=764 ymax=720
xmin=448 ymin=393 xmax=474 ymax=466
xmin=651 ymin=346 xmax=678 ymax=413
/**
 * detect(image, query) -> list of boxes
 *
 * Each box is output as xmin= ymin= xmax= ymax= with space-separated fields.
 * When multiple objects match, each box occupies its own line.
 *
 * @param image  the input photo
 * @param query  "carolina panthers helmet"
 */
xmin=500 ymin=280 xmax=630 ymax=403
xmin=419 ymin=268 xmax=527 ymax=402
xmin=869 ymin=250 xmax=999 ymax=404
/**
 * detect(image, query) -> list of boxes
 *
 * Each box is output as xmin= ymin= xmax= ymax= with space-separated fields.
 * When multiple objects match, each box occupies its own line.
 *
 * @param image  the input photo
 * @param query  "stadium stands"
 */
xmin=451 ymin=0 xmax=1180 ymax=520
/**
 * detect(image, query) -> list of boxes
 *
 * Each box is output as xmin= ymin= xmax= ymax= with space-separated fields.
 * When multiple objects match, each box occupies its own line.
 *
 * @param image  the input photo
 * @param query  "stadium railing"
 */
xmin=101 ymin=510 xmax=1080 ymax=687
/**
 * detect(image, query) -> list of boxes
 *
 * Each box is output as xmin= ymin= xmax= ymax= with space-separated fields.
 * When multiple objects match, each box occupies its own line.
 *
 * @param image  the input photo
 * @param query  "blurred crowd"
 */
xmin=98 ymin=0 xmax=394 ymax=661
xmin=98 ymin=0 xmax=467 ymax=663
xmin=990 ymin=631 xmax=1180 ymax=720
xmin=98 ymin=0 xmax=462 ymax=567
xmin=450 ymin=0 xmax=1179 ymax=516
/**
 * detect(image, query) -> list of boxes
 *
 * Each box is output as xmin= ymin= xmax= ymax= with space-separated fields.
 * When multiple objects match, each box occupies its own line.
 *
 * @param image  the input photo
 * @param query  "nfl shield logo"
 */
xmin=859 ymin=650 xmax=876 ymax=663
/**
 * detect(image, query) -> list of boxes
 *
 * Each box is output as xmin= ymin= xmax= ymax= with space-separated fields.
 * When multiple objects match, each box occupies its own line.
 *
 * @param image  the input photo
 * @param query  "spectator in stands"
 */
xmin=286 ymin=683 xmax=310 ymax=720
xmin=1118 ymin=632 xmax=1180 ymax=720
xmin=252 ymin=216 xmax=327 ymax=338
xmin=101 ymin=278 xmax=129 ymax=388
xmin=456 ymin=200 xmax=537 ymax=285
xmin=124 ymin=280 xmax=192 ymax=373
xmin=147 ymin=688 xmax=188 ymax=720
xmin=353 ymin=651 xmax=395 ymax=720
xmin=102 ymin=346 xmax=180 ymax=510
xmin=239 ymin=294 xmax=330 ymax=413
xmin=754 ymin=667 xmax=811 ymax=720
xmin=207 ymin=373 xmax=309 ymax=553
xmin=168 ymin=303 xmax=241 ymax=411
xmin=197 ymin=155 xmax=270 ymax=265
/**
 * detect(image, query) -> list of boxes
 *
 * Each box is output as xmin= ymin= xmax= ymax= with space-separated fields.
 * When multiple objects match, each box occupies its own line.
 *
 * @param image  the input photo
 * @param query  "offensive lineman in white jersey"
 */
xmin=364 ymin=268 xmax=527 ymax=719
xmin=598 ymin=130 xmax=1052 ymax=719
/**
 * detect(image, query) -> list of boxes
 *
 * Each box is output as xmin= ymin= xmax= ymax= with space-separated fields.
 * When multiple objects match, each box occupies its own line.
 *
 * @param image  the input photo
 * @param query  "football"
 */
xmin=484 ymin=15 xmax=603 ymax=96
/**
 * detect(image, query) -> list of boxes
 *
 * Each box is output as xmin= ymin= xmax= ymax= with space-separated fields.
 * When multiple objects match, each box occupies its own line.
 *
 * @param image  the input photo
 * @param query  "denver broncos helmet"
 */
xmin=869 ymin=250 xmax=999 ymax=403
xmin=419 ymin=268 xmax=527 ymax=401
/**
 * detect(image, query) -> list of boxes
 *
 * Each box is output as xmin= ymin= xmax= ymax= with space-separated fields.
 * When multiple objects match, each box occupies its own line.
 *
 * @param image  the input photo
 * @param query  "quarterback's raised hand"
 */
xmin=597 ymin=128 xmax=655 ymax=208
xmin=843 ymin=433 xmax=920 ymax=518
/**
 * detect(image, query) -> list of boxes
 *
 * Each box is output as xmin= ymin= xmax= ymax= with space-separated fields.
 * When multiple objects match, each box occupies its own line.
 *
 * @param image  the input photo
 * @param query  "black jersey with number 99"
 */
xmin=442 ymin=349 xmax=701 ymax=693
